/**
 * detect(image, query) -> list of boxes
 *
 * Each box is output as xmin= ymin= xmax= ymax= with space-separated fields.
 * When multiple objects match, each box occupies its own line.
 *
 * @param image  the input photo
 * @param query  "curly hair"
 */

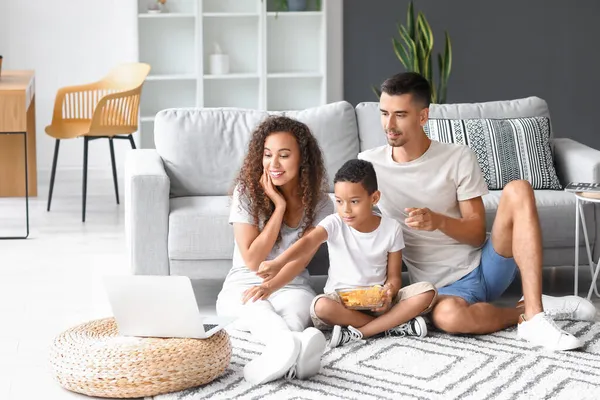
xmin=233 ymin=116 xmax=328 ymax=242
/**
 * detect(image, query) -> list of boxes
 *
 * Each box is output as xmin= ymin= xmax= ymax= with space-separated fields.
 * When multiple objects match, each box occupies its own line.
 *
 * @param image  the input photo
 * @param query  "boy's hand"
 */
xmin=371 ymin=283 xmax=395 ymax=313
xmin=242 ymin=283 xmax=275 ymax=304
xmin=257 ymin=260 xmax=283 ymax=282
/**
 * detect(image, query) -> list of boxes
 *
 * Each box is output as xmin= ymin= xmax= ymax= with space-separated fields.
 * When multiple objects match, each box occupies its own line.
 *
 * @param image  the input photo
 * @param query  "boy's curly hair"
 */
xmin=234 ymin=116 xmax=328 ymax=241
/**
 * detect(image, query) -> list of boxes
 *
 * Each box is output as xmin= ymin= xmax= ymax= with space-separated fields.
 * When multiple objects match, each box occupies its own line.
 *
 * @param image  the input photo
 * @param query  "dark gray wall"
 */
xmin=344 ymin=0 xmax=600 ymax=149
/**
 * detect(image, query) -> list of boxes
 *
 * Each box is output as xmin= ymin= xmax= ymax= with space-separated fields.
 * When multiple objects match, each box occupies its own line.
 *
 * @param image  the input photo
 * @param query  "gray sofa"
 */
xmin=125 ymin=97 xmax=600 ymax=305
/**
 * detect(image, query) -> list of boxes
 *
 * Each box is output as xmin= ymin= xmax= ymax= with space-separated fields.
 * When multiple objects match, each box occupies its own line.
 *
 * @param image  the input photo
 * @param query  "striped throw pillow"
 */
xmin=423 ymin=116 xmax=562 ymax=190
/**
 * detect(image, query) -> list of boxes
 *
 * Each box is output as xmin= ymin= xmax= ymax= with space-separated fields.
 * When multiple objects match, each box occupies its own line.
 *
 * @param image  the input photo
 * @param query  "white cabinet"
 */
xmin=135 ymin=0 xmax=342 ymax=149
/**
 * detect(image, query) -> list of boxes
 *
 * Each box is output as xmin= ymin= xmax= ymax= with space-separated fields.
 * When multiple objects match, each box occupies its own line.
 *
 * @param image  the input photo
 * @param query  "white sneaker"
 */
xmin=518 ymin=295 xmax=597 ymax=321
xmin=286 ymin=328 xmax=326 ymax=380
xmin=243 ymin=331 xmax=301 ymax=385
xmin=517 ymin=312 xmax=583 ymax=351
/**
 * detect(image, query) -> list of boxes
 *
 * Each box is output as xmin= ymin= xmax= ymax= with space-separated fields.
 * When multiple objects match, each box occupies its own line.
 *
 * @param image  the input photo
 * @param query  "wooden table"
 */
xmin=0 ymin=70 xmax=36 ymax=238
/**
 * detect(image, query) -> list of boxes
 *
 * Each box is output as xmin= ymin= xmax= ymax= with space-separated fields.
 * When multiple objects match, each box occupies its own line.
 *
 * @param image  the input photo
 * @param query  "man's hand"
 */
xmin=371 ymin=283 xmax=395 ymax=313
xmin=256 ymin=260 xmax=283 ymax=282
xmin=242 ymin=283 xmax=275 ymax=304
xmin=405 ymin=208 xmax=444 ymax=231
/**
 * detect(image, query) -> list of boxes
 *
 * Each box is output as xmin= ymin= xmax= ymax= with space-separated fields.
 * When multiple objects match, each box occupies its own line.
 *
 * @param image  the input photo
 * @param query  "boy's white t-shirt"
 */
xmin=359 ymin=141 xmax=489 ymax=288
xmin=318 ymin=213 xmax=405 ymax=293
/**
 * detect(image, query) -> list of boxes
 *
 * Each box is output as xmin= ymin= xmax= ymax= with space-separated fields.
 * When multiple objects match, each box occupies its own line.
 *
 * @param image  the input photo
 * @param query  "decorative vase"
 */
xmin=209 ymin=43 xmax=229 ymax=75
xmin=147 ymin=0 xmax=167 ymax=13
xmin=287 ymin=0 xmax=307 ymax=11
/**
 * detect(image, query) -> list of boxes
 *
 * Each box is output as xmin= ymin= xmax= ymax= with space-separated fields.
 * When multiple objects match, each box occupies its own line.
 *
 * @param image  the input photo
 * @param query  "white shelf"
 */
xmin=204 ymin=79 xmax=259 ymax=109
xmin=204 ymin=73 xmax=259 ymax=80
xmin=147 ymin=74 xmax=197 ymax=81
xmin=266 ymin=11 xmax=322 ymax=17
xmin=267 ymin=11 xmax=322 ymax=74
xmin=203 ymin=16 xmax=259 ymax=75
xmin=203 ymin=13 xmax=259 ymax=17
xmin=139 ymin=13 xmax=196 ymax=18
xmin=136 ymin=0 xmax=331 ymax=125
xmin=268 ymin=72 xmax=322 ymax=79
xmin=139 ymin=17 xmax=195 ymax=75
xmin=203 ymin=0 xmax=259 ymax=14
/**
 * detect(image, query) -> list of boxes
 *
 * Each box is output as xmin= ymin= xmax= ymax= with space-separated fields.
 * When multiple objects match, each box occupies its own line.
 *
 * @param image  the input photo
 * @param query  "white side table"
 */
xmin=574 ymin=192 xmax=600 ymax=300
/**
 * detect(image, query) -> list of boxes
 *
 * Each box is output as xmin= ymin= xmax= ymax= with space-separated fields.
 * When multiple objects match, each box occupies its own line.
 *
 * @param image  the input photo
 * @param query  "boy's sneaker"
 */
xmin=517 ymin=312 xmax=583 ymax=351
xmin=329 ymin=325 xmax=363 ymax=348
xmin=384 ymin=316 xmax=428 ymax=338
xmin=517 ymin=295 xmax=597 ymax=321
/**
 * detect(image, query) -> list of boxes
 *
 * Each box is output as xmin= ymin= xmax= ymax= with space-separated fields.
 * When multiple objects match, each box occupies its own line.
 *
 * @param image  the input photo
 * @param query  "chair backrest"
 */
xmin=87 ymin=63 xmax=151 ymax=135
xmin=102 ymin=63 xmax=151 ymax=90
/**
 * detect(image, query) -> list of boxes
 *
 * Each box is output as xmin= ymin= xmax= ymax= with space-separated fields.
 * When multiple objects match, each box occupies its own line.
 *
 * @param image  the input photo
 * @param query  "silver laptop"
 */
xmin=104 ymin=275 xmax=234 ymax=339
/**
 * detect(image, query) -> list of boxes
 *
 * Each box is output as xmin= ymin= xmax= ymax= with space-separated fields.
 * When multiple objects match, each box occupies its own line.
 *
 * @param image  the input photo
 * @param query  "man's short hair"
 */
xmin=381 ymin=72 xmax=432 ymax=108
xmin=334 ymin=159 xmax=378 ymax=195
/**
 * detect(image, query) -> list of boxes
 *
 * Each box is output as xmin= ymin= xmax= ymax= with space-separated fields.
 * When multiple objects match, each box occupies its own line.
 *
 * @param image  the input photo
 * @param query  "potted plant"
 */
xmin=373 ymin=1 xmax=452 ymax=103
xmin=274 ymin=0 xmax=321 ymax=12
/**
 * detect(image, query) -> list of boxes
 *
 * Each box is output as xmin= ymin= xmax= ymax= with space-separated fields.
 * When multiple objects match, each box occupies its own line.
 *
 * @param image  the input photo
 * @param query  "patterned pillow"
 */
xmin=423 ymin=116 xmax=562 ymax=190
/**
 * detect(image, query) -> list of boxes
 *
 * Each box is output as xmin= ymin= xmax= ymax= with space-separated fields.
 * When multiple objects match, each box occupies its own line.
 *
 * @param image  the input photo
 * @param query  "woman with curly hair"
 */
xmin=216 ymin=116 xmax=334 ymax=385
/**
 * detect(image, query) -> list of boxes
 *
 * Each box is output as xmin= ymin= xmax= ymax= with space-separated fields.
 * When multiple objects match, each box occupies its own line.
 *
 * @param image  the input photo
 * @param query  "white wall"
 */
xmin=1 ymin=0 xmax=137 ymax=182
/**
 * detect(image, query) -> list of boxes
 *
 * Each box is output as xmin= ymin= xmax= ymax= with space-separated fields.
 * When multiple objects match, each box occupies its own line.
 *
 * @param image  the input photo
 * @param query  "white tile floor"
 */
xmin=1 ymin=174 xmax=599 ymax=400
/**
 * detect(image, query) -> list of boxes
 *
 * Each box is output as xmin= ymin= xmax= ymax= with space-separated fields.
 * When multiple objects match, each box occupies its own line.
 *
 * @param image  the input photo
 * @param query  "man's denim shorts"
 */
xmin=437 ymin=239 xmax=518 ymax=304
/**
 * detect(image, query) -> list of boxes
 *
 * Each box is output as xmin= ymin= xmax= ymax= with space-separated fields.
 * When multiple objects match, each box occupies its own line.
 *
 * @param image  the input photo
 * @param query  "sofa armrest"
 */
xmin=125 ymin=150 xmax=170 ymax=276
xmin=552 ymin=138 xmax=600 ymax=185
xmin=553 ymin=138 xmax=600 ymax=262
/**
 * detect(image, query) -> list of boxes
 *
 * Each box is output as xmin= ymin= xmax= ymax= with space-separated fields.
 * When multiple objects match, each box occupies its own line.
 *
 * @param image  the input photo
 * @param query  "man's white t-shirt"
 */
xmin=359 ymin=141 xmax=489 ymax=288
xmin=318 ymin=213 xmax=405 ymax=293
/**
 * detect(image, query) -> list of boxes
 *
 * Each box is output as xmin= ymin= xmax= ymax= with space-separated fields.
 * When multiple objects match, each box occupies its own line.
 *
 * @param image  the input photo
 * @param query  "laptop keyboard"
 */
xmin=204 ymin=324 xmax=219 ymax=331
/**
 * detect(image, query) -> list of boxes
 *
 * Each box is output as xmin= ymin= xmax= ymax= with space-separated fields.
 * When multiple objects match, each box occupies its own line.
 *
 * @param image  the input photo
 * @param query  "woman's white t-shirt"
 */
xmin=318 ymin=213 xmax=405 ymax=293
xmin=223 ymin=186 xmax=334 ymax=289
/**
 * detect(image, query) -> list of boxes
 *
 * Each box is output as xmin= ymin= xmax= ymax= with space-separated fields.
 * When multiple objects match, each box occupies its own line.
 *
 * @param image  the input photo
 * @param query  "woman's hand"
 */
xmin=257 ymin=259 xmax=283 ymax=282
xmin=242 ymin=283 xmax=275 ymax=304
xmin=260 ymin=170 xmax=286 ymax=210
xmin=371 ymin=283 xmax=395 ymax=313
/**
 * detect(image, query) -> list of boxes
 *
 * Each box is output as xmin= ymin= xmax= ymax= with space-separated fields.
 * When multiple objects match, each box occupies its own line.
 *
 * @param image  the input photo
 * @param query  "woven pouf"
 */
xmin=49 ymin=318 xmax=231 ymax=398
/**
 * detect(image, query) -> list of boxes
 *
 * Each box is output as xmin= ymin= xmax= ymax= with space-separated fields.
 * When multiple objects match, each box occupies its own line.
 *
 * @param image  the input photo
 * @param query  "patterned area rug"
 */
xmin=155 ymin=320 xmax=600 ymax=400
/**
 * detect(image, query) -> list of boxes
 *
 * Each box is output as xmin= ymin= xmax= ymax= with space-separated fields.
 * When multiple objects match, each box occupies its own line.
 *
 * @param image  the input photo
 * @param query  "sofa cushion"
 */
xmin=424 ymin=117 xmax=562 ymax=190
xmin=155 ymin=102 xmax=359 ymax=197
xmin=355 ymin=96 xmax=552 ymax=153
xmin=155 ymin=108 xmax=268 ymax=197
xmin=483 ymin=190 xmax=594 ymax=249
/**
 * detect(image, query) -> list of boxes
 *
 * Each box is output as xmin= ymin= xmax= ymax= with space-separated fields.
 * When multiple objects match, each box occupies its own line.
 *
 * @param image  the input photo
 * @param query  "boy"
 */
xmin=244 ymin=159 xmax=437 ymax=348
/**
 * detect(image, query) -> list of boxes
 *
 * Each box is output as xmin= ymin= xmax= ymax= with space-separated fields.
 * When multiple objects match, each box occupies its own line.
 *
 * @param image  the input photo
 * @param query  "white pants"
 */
xmin=216 ymin=285 xmax=316 ymax=344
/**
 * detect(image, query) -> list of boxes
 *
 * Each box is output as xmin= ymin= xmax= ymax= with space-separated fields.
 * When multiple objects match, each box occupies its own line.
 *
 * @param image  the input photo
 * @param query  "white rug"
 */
xmin=155 ymin=320 xmax=600 ymax=400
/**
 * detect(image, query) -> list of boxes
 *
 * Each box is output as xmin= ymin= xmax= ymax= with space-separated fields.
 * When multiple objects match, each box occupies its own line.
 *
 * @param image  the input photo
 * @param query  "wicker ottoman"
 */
xmin=49 ymin=318 xmax=231 ymax=398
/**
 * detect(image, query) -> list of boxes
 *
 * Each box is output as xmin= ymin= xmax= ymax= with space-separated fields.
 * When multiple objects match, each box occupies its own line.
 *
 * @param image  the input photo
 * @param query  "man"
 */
xmin=359 ymin=72 xmax=597 ymax=350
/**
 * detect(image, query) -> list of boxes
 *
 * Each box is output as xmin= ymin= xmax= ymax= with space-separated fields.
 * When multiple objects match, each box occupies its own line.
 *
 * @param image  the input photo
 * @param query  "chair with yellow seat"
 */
xmin=45 ymin=63 xmax=151 ymax=222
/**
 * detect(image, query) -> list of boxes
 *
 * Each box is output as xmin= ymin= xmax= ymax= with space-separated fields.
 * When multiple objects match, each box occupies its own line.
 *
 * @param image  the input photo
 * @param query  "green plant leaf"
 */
xmin=398 ymin=25 xmax=418 ymax=71
xmin=417 ymin=12 xmax=434 ymax=51
xmin=437 ymin=53 xmax=446 ymax=104
xmin=407 ymin=1 xmax=415 ymax=40
xmin=393 ymin=38 xmax=412 ymax=70
xmin=372 ymin=85 xmax=382 ymax=99
xmin=443 ymin=31 xmax=452 ymax=82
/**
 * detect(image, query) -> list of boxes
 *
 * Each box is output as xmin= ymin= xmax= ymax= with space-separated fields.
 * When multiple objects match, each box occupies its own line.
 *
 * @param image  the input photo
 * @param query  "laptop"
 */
xmin=104 ymin=275 xmax=234 ymax=339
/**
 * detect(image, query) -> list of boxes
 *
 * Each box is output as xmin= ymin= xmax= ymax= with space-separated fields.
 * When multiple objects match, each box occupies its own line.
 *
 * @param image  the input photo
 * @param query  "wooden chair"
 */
xmin=45 ymin=63 xmax=151 ymax=222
